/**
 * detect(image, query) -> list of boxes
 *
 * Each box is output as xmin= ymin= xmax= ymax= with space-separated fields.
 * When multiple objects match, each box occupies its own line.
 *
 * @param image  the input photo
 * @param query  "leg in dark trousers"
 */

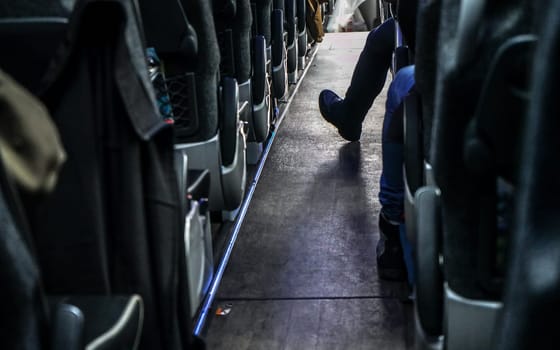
xmin=318 ymin=18 xmax=395 ymax=141
xmin=344 ymin=18 xmax=395 ymax=124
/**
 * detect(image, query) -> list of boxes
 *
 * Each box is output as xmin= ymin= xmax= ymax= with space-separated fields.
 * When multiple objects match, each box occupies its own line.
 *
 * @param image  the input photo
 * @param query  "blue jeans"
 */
xmin=379 ymin=65 xmax=415 ymax=223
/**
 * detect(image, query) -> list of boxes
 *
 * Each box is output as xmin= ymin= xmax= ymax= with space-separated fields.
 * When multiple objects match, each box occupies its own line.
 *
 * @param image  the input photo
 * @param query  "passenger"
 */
xmin=376 ymin=65 xmax=415 ymax=281
xmin=318 ymin=0 xmax=418 ymax=281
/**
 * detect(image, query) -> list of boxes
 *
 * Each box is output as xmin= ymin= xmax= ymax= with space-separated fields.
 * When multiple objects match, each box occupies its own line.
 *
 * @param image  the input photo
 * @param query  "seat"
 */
xmin=284 ymin=0 xmax=298 ymax=83
xmin=140 ymin=0 xmax=228 ymax=319
xmin=0 ymin=67 xmax=144 ymax=350
xmin=174 ymin=152 xmax=214 ymax=317
xmin=235 ymin=0 xmax=271 ymax=163
xmin=401 ymin=2 xmax=442 ymax=344
xmin=271 ymin=0 xmax=288 ymax=98
xmin=412 ymin=0 xmax=537 ymax=349
xmin=179 ymin=0 xmax=247 ymax=214
xmin=140 ymin=0 xmax=247 ymax=213
xmin=252 ymin=0 xmax=273 ymax=65
xmin=213 ymin=0 xmax=243 ymax=112
xmin=215 ymin=0 xmax=271 ymax=162
xmin=494 ymin=2 xmax=560 ymax=348
xmin=249 ymin=0 xmax=274 ymax=153
xmin=0 ymin=1 xmax=196 ymax=348
xmin=295 ymin=0 xmax=307 ymax=69
xmin=253 ymin=0 xmax=287 ymax=101
xmin=0 ymin=172 xmax=145 ymax=350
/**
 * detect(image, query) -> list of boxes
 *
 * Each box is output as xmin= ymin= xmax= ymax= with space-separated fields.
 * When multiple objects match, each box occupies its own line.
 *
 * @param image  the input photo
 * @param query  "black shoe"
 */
xmin=376 ymin=212 xmax=407 ymax=281
xmin=318 ymin=89 xmax=362 ymax=142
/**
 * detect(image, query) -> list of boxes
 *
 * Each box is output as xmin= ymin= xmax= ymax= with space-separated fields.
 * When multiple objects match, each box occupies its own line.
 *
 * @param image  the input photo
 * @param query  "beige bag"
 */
xmin=0 ymin=70 xmax=66 ymax=192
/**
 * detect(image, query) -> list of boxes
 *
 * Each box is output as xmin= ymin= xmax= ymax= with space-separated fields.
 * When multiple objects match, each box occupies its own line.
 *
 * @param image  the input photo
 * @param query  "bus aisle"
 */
xmin=205 ymin=32 xmax=413 ymax=349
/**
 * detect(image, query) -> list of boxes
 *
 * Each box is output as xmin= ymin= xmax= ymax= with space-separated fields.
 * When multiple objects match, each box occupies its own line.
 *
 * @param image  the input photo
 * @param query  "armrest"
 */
xmin=50 ymin=303 xmax=84 ymax=350
xmin=49 ymin=295 xmax=143 ymax=350
xmin=219 ymin=76 xmax=240 ymax=167
xmin=271 ymin=9 xmax=285 ymax=67
xmin=252 ymin=35 xmax=267 ymax=103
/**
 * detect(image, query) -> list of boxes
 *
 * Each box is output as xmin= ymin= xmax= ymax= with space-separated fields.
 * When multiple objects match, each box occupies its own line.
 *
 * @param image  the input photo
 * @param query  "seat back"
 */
xmin=284 ymin=0 xmax=297 ymax=78
xmin=138 ymin=0 xmax=197 ymax=58
xmin=296 ymin=0 xmax=306 ymax=65
xmin=213 ymin=0 xmax=237 ymax=78
xmin=402 ymin=0 xmax=442 ymax=205
xmin=0 ymin=0 xmax=71 ymax=17
xmin=0 ymin=18 xmax=67 ymax=94
xmin=176 ymin=0 xmax=220 ymax=144
xmin=1 ymin=1 xmax=193 ymax=348
xmin=253 ymin=0 xmax=272 ymax=47
xmin=138 ymin=0 xmax=211 ymax=144
xmin=414 ymin=0 xmax=441 ymax=163
xmin=433 ymin=0 xmax=535 ymax=301
xmin=0 ymin=68 xmax=147 ymax=350
xmin=0 ymin=155 xmax=47 ymax=350
xmin=494 ymin=2 xmax=560 ymax=348
xmin=233 ymin=0 xmax=253 ymax=85
xmin=423 ymin=0 xmax=536 ymax=347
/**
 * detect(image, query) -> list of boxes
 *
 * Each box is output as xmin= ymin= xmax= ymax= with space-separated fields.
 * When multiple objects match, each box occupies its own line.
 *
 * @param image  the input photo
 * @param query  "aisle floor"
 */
xmin=205 ymin=32 xmax=413 ymax=349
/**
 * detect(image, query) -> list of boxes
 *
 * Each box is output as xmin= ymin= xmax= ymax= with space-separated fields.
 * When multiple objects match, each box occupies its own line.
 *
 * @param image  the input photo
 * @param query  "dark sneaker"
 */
xmin=376 ymin=212 xmax=407 ymax=281
xmin=318 ymin=89 xmax=362 ymax=142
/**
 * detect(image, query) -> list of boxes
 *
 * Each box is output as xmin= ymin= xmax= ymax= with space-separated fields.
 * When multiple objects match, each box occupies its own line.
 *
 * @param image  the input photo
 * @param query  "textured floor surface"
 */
xmin=205 ymin=32 xmax=413 ymax=349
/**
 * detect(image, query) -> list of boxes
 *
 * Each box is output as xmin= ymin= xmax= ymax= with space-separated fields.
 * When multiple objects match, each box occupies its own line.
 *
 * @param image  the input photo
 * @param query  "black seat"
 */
xmin=295 ymin=0 xmax=307 ymax=69
xmin=401 ymin=1 xmax=443 ymax=342
xmin=138 ymin=0 xmax=199 ymax=139
xmin=0 ymin=159 xmax=145 ymax=350
xmin=0 ymin=1 xmax=195 ymax=348
xmin=177 ymin=0 xmax=247 ymax=212
xmin=248 ymin=0 xmax=274 ymax=148
xmin=253 ymin=0 xmax=287 ymax=101
xmin=233 ymin=0 xmax=272 ymax=162
xmin=252 ymin=0 xmax=273 ymax=62
xmin=494 ymin=2 xmax=560 ymax=348
xmin=413 ymin=0 xmax=537 ymax=348
xmin=238 ymin=0 xmax=271 ymax=145
xmin=284 ymin=0 xmax=298 ymax=83
xmin=271 ymin=0 xmax=288 ymax=98
xmin=214 ymin=0 xmax=271 ymax=145
xmin=139 ymin=0 xmax=247 ymax=212
xmin=0 ymin=67 xmax=144 ymax=350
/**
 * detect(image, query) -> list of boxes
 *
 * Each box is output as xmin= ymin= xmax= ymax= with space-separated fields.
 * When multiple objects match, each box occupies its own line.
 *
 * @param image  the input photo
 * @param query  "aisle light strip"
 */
xmin=193 ymin=46 xmax=320 ymax=337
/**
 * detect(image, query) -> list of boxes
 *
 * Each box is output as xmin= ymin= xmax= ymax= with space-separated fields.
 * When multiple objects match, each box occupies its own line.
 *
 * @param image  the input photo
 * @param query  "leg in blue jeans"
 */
xmin=379 ymin=65 xmax=415 ymax=223
xmin=376 ymin=65 xmax=415 ymax=281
